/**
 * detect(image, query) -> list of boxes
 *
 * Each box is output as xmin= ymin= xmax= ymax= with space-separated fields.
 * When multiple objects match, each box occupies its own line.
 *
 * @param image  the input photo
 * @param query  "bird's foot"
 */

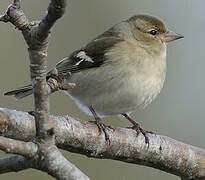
xmin=122 ymin=113 xmax=152 ymax=144
xmin=94 ymin=119 xmax=111 ymax=143
xmin=128 ymin=124 xmax=152 ymax=144
xmin=89 ymin=106 xmax=112 ymax=144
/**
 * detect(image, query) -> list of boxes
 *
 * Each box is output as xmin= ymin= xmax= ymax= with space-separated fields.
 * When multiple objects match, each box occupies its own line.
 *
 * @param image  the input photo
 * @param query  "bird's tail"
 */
xmin=4 ymin=85 xmax=33 ymax=99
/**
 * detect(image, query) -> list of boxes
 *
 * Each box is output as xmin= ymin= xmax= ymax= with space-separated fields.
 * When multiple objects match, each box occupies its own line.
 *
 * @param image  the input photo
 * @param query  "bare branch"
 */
xmin=0 ymin=108 xmax=205 ymax=180
xmin=0 ymin=136 xmax=38 ymax=157
xmin=0 ymin=155 xmax=32 ymax=174
xmin=37 ymin=0 xmax=67 ymax=41
xmin=0 ymin=2 xmax=29 ymax=30
xmin=38 ymin=144 xmax=89 ymax=180
xmin=0 ymin=1 xmax=90 ymax=179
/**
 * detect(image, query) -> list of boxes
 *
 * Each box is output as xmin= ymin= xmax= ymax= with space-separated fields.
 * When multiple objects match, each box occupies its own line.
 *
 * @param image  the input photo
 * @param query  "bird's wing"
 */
xmin=54 ymin=36 xmax=123 ymax=75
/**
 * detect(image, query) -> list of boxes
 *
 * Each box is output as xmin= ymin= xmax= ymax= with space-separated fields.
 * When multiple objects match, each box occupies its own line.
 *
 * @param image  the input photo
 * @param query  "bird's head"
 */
xmin=128 ymin=15 xmax=183 ymax=46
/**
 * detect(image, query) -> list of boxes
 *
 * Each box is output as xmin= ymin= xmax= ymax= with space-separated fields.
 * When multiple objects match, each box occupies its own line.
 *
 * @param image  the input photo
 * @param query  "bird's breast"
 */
xmin=66 ymin=41 xmax=167 ymax=115
xmin=107 ymin=40 xmax=167 ymax=110
xmin=130 ymin=50 xmax=167 ymax=109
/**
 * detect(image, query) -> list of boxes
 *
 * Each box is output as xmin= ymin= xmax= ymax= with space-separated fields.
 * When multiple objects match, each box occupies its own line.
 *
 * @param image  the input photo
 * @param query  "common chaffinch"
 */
xmin=5 ymin=15 xmax=183 ymax=143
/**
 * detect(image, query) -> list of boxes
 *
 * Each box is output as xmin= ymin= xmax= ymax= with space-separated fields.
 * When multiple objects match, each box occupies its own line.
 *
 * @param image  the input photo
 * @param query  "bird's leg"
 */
xmin=122 ymin=113 xmax=152 ymax=144
xmin=89 ymin=106 xmax=110 ymax=143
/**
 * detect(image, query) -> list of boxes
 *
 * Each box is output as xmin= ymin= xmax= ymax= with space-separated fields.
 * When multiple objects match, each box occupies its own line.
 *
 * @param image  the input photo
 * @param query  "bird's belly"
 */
xmin=66 ymin=67 xmax=165 ymax=116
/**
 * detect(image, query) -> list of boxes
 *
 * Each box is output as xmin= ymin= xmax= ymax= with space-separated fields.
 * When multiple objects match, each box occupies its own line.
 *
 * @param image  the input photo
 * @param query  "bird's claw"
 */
xmin=127 ymin=124 xmax=151 ymax=144
xmin=91 ymin=120 xmax=111 ymax=144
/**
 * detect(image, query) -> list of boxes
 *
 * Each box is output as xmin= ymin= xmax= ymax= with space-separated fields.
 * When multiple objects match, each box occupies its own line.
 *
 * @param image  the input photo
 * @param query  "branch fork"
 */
xmin=0 ymin=1 xmax=89 ymax=179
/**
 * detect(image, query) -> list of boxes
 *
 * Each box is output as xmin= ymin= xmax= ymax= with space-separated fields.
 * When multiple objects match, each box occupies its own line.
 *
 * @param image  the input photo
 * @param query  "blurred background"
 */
xmin=0 ymin=0 xmax=204 ymax=179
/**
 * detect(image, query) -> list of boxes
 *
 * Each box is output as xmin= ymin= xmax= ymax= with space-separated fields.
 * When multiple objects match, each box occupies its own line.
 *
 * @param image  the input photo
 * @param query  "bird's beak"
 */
xmin=163 ymin=31 xmax=184 ymax=43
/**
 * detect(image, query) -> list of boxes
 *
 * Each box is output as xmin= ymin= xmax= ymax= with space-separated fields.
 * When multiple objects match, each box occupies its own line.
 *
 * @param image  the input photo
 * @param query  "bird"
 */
xmin=5 ymin=14 xmax=183 ymax=143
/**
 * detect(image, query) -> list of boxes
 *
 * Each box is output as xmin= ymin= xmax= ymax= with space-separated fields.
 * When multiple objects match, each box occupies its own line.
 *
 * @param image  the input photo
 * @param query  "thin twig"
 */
xmin=37 ymin=0 xmax=67 ymax=41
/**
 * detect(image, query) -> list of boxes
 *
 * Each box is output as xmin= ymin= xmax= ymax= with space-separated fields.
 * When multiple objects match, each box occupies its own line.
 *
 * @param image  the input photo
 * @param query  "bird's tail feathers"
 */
xmin=4 ymin=85 xmax=33 ymax=99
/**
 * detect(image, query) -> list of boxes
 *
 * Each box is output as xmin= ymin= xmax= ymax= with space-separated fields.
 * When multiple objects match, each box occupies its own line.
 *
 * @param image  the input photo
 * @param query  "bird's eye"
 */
xmin=149 ymin=30 xmax=157 ymax=36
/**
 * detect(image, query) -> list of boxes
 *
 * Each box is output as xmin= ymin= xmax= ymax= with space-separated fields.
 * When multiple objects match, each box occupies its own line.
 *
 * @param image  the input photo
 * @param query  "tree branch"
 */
xmin=0 ymin=1 xmax=89 ymax=179
xmin=37 ymin=0 xmax=67 ymax=40
xmin=0 ymin=155 xmax=33 ymax=174
xmin=0 ymin=108 xmax=205 ymax=180
xmin=37 ymin=144 xmax=90 ymax=180
xmin=0 ymin=136 xmax=37 ymax=157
